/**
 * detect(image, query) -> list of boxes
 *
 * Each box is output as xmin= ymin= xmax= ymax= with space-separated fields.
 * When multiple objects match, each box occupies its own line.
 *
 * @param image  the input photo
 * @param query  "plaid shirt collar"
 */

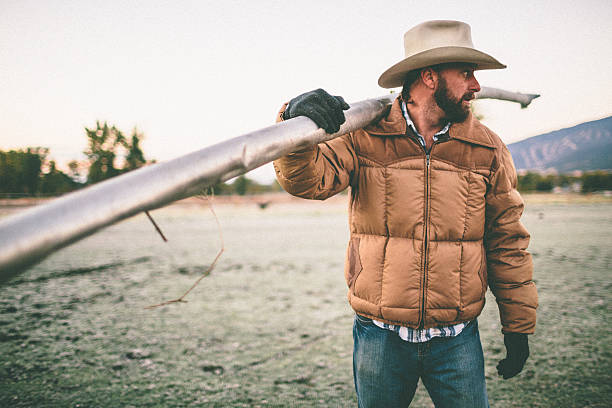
xmin=400 ymin=100 xmax=451 ymax=146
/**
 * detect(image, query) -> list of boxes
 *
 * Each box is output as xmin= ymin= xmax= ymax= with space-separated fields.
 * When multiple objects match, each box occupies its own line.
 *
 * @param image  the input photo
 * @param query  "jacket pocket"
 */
xmin=346 ymin=237 xmax=363 ymax=290
xmin=478 ymin=244 xmax=488 ymax=298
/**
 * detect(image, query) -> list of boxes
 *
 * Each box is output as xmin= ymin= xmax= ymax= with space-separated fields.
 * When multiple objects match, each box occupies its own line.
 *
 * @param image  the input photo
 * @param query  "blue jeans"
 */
xmin=353 ymin=314 xmax=489 ymax=408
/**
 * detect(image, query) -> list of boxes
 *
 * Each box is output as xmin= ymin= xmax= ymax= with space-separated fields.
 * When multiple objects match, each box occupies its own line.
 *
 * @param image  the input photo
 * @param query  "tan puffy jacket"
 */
xmin=274 ymin=97 xmax=537 ymax=334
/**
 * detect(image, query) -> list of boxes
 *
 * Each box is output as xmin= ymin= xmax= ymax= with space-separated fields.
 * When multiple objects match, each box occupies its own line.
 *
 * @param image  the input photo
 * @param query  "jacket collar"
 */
xmin=365 ymin=97 xmax=496 ymax=149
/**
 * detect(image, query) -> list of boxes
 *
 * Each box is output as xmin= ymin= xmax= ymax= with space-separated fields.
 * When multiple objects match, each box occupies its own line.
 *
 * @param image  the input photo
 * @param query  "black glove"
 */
xmin=497 ymin=333 xmax=529 ymax=379
xmin=282 ymin=88 xmax=350 ymax=134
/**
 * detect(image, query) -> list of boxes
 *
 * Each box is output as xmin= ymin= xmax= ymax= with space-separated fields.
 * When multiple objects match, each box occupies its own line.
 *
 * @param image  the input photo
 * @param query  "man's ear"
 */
xmin=420 ymin=67 xmax=438 ymax=90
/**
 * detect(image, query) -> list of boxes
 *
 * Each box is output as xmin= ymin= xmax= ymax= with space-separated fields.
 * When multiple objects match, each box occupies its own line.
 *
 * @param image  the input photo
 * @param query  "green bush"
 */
xmin=581 ymin=171 xmax=612 ymax=193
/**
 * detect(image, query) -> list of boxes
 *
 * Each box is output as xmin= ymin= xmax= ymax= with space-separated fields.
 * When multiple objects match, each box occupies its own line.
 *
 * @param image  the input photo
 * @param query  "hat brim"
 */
xmin=378 ymin=46 xmax=506 ymax=88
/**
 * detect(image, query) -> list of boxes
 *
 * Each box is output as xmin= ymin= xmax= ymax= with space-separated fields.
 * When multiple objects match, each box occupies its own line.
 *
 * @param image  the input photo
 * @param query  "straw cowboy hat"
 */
xmin=378 ymin=20 xmax=506 ymax=88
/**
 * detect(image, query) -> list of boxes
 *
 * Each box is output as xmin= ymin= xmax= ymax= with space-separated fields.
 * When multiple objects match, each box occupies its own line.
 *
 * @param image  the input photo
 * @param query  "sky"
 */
xmin=1 ymin=0 xmax=611 ymax=182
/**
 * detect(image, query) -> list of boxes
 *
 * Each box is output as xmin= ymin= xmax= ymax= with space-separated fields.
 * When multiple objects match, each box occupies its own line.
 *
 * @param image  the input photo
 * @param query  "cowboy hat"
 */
xmin=378 ymin=20 xmax=506 ymax=88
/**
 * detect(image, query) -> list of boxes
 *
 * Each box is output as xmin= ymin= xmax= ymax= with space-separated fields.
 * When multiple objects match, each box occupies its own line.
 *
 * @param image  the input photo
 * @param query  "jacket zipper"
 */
xmin=404 ymin=129 xmax=433 ymax=328
xmin=418 ymin=137 xmax=451 ymax=327
xmin=407 ymin=129 xmax=445 ymax=328
xmin=419 ymin=147 xmax=433 ymax=328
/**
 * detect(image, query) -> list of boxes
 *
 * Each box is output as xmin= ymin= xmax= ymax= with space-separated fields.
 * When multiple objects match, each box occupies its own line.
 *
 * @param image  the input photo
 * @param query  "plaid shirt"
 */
xmin=370 ymin=101 xmax=469 ymax=343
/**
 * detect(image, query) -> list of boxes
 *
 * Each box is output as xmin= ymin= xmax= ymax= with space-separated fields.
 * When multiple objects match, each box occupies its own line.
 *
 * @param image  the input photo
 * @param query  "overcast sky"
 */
xmin=1 ymin=0 xmax=611 ymax=182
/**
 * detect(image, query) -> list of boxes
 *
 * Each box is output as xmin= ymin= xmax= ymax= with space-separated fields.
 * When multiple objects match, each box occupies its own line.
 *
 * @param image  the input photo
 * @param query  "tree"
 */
xmin=0 ymin=148 xmax=46 ymax=196
xmin=233 ymin=175 xmax=251 ymax=196
xmin=84 ymin=122 xmax=151 ymax=184
xmin=124 ymin=128 xmax=147 ymax=171
xmin=582 ymin=171 xmax=612 ymax=193
xmin=84 ymin=121 xmax=126 ymax=184
xmin=39 ymin=160 xmax=79 ymax=195
xmin=535 ymin=178 xmax=554 ymax=192
xmin=517 ymin=172 xmax=539 ymax=192
xmin=0 ymin=148 xmax=82 ymax=197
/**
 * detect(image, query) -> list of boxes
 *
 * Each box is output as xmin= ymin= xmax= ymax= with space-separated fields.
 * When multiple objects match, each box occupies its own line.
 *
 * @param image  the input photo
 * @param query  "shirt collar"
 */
xmin=400 ymin=100 xmax=451 ymax=141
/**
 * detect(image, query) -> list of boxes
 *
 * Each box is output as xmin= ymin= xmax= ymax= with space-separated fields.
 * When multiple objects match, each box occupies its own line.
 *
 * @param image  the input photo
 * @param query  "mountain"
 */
xmin=507 ymin=116 xmax=612 ymax=173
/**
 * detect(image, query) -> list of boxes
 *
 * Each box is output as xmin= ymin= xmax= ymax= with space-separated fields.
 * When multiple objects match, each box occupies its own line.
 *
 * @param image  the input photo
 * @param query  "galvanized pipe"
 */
xmin=477 ymin=86 xmax=540 ymax=108
xmin=0 ymin=94 xmax=395 ymax=281
xmin=0 ymin=88 xmax=538 ymax=281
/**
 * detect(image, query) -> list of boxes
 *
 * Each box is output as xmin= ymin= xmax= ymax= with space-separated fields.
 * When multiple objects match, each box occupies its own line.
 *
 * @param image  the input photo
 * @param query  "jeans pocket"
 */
xmin=355 ymin=313 xmax=373 ymax=326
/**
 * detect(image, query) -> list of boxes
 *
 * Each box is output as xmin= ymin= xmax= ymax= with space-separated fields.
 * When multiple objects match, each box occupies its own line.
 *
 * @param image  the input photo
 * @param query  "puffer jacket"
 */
xmin=273 ymin=97 xmax=537 ymax=334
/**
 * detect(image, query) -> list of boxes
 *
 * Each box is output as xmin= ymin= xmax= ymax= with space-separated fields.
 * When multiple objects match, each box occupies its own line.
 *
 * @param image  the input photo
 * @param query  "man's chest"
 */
xmin=353 ymin=132 xmax=495 ymax=173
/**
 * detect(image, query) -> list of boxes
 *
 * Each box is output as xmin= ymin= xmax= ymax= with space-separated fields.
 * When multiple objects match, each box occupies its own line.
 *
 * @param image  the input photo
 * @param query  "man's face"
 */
xmin=433 ymin=64 xmax=481 ymax=123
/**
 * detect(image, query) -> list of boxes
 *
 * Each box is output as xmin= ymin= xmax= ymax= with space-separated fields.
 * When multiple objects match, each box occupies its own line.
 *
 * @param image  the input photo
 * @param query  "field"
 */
xmin=0 ymin=194 xmax=610 ymax=407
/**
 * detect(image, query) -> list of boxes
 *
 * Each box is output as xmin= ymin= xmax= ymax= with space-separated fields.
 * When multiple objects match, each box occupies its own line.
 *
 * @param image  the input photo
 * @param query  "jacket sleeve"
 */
xmin=272 ymin=103 xmax=359 ymax=200
xmin=484 ymin=145 xmax=538 ymax=334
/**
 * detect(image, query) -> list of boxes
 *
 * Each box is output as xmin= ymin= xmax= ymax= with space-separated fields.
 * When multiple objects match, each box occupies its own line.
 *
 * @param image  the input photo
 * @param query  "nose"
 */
xmin=470 ymin=75 xmax=481 ymax=93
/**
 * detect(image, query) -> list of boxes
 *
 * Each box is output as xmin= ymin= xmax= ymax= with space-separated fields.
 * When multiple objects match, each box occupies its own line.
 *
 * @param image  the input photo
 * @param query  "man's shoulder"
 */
xmin=450 ymin=114 xmax=507 ymax=150
xmin=474 ymin=118 xmax=507 ymax=148
xmin=362 ymin=97 xmax=406 ymax=136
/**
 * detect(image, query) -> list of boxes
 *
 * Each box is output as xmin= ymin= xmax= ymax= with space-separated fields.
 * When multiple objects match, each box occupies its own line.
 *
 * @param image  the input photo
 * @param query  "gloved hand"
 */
xmin=497 ymin=333 xmax=529 ymax=379
xmin=282 ymin=88 xmax=350 ymax=134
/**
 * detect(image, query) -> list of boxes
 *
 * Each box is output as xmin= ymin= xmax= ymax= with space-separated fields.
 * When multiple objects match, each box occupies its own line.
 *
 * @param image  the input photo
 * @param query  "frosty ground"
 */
xmin=0 ymin=194 xmax=610 ymax=407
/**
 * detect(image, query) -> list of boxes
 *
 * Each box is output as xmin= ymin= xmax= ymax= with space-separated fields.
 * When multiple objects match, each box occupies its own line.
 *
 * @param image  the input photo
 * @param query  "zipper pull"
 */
xmin=426 ymin=154 xmax=430 ymax=167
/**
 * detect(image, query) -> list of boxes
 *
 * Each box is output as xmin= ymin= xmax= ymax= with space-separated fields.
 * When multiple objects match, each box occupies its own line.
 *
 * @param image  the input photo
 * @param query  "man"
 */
xmin=274 ymin=20 xmax=537 ymax=407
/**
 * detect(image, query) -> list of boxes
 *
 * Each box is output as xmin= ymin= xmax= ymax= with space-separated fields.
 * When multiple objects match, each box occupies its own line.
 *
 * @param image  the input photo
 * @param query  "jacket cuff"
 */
xmin=276 ymin=102 xmax=289 ymax=123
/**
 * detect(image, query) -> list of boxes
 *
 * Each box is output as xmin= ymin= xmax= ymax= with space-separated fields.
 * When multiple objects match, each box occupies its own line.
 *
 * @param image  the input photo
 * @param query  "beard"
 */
xmin=433 ymin=76 xmax=473 ymax=123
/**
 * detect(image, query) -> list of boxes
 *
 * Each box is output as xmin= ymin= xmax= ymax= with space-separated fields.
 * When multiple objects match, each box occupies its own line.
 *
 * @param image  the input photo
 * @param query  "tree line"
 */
xmin=516 ymin=171 xmax=612 ymax=193
xmin=0 ymin=121 xmax=282 ymax=197
xmin=1 ymin=122 xmax=148 ymax=197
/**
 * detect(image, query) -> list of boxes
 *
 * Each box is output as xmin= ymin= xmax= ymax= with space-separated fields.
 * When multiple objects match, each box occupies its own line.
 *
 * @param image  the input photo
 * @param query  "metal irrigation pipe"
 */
xmin=0 ymin=88 xmax=538 ymax=282
xmin=478 ymin=86 xmax=540 ymax=108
